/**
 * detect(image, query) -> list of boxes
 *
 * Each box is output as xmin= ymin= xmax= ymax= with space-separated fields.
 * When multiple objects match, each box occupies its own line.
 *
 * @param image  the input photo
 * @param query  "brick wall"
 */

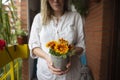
xmin=15 ymin=0 xmax=21 ymax=19
xmin=20 ymin=0 xmax=27 ymax=30
xmin=85 ymin=0 xmax=114 ymax=80
xmin=85 ymin=1 xmax=103 ymax=80
xmin=16 ymin=0 xmax=29 ymax=80
xmin=22 ymin=59 xmax=29 ymax=80
xmin=20 ymin=0 xmax=29 ymax=80
xmin=15 ymin=0 xmax=27 ymax=30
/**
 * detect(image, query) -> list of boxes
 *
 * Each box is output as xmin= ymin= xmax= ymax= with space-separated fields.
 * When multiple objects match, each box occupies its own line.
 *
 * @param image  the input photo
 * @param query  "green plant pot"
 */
xmin=51 ymin=55 xmax=69 ymax=71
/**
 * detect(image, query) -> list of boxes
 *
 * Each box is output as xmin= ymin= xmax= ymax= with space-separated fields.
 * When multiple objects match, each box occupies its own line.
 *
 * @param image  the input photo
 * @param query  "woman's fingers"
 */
xmin=46 ymin=56 xmax=63 ymax=75
xmin=63 ymin=67 xmax=70 ymax=74
xmin=49 ymin=68 xmax=64 ymax=75
xmin=63 ymin=61 xmax=71 ymax=74
xmin=66 ymin=61 xmax=71 ymax=68
xmin=46 ymin=56 xmax=71 ymax=75
xmin=47 ymin=62 xmax=64 ymax=75
xmin=47 ymin=62 xmax=61 ymax=72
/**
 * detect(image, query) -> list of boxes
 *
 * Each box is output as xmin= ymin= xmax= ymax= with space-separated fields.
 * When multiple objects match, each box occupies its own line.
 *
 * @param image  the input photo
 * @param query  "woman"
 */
xmin=29 ymin=0 xmax=85 ymax=80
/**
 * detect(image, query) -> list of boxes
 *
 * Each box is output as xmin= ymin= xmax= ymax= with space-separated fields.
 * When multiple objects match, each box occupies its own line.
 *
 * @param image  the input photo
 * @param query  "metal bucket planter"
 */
xmin=51 ymin=55 xmax=69 ymax=71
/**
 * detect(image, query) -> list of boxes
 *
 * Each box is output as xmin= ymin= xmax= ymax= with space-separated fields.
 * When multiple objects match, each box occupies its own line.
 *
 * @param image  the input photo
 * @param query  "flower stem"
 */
xmin=5 ymin=46 xmax=13 ymax=60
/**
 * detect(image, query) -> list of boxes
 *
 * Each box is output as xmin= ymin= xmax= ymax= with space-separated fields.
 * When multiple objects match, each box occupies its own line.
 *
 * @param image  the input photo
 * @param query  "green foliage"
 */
xmin=71 ymin=0 xmax=89 ymax=16
xmin=16 ymin=29 xmax=28 ymax=37
xmin=49 ymin=49 xmax=73 ymax=59
xmin=0 ymin=0 xmax=19 ymax=45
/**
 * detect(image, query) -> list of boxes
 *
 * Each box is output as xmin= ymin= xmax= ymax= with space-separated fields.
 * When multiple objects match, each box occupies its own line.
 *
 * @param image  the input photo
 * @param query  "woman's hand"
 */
xmin=46 ymin=57 xmax=63 ymax=75
xmin=46 ymin=56 xmax=71 ymax=75
xmin=62 ymin=61 xmax=71 ymax=74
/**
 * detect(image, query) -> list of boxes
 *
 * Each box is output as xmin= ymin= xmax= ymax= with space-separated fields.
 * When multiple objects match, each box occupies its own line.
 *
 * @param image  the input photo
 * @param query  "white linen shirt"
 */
xmin=29 ymin=11 xmax=85 ymax=80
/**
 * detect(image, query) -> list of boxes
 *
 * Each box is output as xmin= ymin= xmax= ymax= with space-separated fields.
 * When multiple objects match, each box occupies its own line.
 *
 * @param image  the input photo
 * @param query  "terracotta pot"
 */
xmin=17 ymin=36 xmax=28 ymax=45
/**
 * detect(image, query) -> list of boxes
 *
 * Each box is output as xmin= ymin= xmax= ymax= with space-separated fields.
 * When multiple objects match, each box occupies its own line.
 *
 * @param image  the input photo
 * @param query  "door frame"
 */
xmin=108 ymin=0 xmax=120 ymax=80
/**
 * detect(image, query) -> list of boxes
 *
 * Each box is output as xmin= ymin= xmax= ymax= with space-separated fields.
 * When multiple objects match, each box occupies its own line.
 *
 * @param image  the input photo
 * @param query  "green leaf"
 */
xmin=62 ymin=55 xmax=67 ymax=59
xmin=0 ymin=0 xmax=19 ymax=45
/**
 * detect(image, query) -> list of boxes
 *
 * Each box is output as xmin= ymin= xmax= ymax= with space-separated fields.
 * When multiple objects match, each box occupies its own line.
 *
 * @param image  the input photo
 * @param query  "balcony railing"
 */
xmin=0 ymin=44 xmax=29 ymax=80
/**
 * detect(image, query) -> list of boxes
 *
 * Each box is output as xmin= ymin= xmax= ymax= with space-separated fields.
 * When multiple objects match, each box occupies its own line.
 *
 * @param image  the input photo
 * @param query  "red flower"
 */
xmin=0 ymin=39 xmax=6 ymax=50
xmin=0 ymin=39 xmax=12 ymax=59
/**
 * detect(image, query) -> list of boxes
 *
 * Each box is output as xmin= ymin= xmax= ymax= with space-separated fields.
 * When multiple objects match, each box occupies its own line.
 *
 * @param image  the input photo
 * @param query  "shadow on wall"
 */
xmin=28 ymin=0 xmax=40 ymax=80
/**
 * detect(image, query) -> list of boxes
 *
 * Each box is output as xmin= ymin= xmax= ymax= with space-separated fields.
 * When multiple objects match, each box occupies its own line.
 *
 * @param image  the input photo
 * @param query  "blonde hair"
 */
xmin=41 ymin=0 xmax=69 ymax=25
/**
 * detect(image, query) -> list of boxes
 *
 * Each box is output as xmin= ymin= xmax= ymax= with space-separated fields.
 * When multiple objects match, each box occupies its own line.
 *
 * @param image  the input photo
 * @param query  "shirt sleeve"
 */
xmin=75 ymin=12 xmax=86 ymax=53
xmin=28 ymin=13 xmax=42 ymax=59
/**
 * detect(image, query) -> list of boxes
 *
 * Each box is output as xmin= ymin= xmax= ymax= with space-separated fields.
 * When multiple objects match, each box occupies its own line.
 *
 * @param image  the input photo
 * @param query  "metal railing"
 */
xmin=0 ymin=44 xmax=29 ymax=80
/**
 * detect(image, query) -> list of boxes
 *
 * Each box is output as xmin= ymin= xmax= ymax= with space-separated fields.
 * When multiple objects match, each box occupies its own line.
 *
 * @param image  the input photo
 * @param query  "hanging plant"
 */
xmin=70 ymin=0 xmax=89 ymax=16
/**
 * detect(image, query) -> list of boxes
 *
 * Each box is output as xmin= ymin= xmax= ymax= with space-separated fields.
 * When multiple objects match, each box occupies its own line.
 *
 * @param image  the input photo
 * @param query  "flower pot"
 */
xmin=17 ymin=36 xmax=28 ymax=45
xmin=51 ymin=55 xmax=69 ymax=71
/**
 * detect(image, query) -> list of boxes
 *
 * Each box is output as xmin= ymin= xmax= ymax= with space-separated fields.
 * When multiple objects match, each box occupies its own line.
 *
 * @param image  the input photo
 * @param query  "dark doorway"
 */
xmin=114 ymin=0 xmax=120 ymax=79
xmin=108 ymin=0 xmax=120 ymax=80
xmin=28 ymin=0 xmax=40 ymax=80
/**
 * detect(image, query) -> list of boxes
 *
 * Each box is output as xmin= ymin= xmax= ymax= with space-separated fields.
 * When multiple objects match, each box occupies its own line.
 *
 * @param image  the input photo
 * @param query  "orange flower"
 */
xmin=55 ymin=43 xmax=69 ymax=54
xmin=68 ymin=45 xmax=74 ymax=50
xmin=59 ymin=38 xmax=68 ymax=45
xmin=46 ymin=41 xmax=57 ymax=49
xmin=46 ymin=38 xmax=74 ymax=57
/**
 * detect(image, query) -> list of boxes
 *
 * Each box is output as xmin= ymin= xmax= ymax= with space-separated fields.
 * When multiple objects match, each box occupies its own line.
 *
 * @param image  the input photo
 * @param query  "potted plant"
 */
xmin=16 ymin=29 xmax=28 ymax=45
xmin=46 ymin=38 xmax=75 ymax=70
xmin=0 ymin=0 xmax=19 ymax=45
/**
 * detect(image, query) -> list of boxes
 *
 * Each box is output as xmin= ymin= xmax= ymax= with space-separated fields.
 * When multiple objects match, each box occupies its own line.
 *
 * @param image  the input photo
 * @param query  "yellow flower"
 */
xmin=46 ymin=38 xmax=74 ymax=57
xmin=55 ymin=43 xmax=69 ymax=54
xmin=46 ymin=41 xmax=57 ymax=49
